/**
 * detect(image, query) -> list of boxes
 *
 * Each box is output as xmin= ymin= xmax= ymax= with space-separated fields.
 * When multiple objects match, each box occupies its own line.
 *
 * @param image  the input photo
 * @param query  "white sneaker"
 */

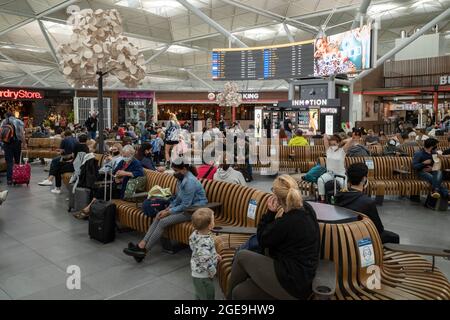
xmin=0 ymin=190 xmax=8 ymax=203
xmin=51 ymin=188 xmax=61 ymax=194
xmin=38 ymin=179 xmax=53 ymax=186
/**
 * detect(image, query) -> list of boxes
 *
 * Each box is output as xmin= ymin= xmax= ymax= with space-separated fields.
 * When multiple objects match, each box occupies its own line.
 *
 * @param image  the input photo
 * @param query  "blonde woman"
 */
xmin=227 ymin=175 xmax=320 ymax=300
xmin=164 ymin=113 xmax=181 ymax=169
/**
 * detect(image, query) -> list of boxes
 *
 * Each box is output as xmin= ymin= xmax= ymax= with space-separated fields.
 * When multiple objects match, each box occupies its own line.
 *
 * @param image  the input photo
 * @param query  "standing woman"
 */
xmin=317 ymin=134 xmax=353 ymax=202
xmin=124 ymin=159 xmax=208 ymax=261
xmin=227 ymin=175 xmax=320 ymax=300
xmin=164 ymin=113 xmax=181 ymax=169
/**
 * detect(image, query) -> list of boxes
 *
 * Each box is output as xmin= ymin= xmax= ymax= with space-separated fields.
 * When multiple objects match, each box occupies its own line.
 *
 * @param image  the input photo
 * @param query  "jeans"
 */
xmin=49 ymin=161 xmax=74 ymax=188
xmin=4 ymin=140 xmax=21 ymax=182
xmin=88 ymin=131 xmax=96 ymax=140
xmin=418 ymin=170 xmax=448 ymax=198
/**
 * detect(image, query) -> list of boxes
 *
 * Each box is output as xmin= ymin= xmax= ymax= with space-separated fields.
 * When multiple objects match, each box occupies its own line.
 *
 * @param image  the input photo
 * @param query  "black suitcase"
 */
xmin=88 ymin=171 xmax=116 ymax=244
xmin=68 ymin=185 xmax=91 ymax=212
xmin=324 ymin=173 xmax=345 ymax=204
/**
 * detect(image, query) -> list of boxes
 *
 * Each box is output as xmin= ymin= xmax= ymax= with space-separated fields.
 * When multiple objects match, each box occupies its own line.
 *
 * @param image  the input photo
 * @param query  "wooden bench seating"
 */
xmin=113 ymin=169 xmax=271 ymax=246
xmin=23 ymin=138 xmax=61 ymax=160
xmin=215 ymin=203 xmax=450 ymax=300
xmin=296 ymin=156 xmax=450 ymax=198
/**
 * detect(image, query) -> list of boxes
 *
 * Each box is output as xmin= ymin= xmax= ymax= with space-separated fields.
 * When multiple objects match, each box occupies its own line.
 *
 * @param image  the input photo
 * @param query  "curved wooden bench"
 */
xmin=216 ymin=202 xmax=450 ymax=300
xmin=23 ymin=137 xmax=61 ymax=160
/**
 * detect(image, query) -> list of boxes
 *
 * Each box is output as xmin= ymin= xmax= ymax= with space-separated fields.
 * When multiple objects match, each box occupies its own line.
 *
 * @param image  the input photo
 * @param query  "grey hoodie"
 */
xmin=213 ymin=167 xmax=247 ymax=186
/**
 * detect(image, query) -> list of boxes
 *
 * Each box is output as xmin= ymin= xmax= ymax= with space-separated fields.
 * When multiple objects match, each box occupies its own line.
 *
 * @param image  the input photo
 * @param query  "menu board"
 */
xmin=212 ymin=41 xmax=315 ymax=80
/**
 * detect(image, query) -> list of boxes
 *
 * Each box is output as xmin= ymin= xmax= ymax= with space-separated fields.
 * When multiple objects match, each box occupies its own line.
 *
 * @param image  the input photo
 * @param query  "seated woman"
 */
xmin=123 ymin=159 xmax=208 ymax=261
xmin=135 ymin=142 xmax=156 ymax=171
xmin=74 ymin=145 xmax=144 ymax=219
xmin=227 ymin=175 xmax=320 ymax=300
xmin=99 ymin=143 xmax=123 ymax=173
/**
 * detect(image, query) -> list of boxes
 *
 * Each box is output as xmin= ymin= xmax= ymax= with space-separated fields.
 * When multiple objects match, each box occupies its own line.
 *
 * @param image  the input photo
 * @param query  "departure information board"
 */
xmin=211 ymin=41 xmax=315 ymax=81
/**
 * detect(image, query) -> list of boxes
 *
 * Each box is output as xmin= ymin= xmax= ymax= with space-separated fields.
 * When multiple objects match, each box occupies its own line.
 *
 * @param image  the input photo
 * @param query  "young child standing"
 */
xmin=189 ymin=208 xmax=220 ymax=300
xmin=151 ymin=133 xmax=164 ymax=165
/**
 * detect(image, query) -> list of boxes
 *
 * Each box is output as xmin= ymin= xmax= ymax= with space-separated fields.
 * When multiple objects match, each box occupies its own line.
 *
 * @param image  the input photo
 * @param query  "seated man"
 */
xmin=365 ymin=129 xmax=380 ymax=145
xmin=335 ymin=163 xmax=399 ymax=244
xmin=413 ymin=138 xmax=448 ymax=199
xmin=400 ymin=132 xmax=419 ymax=148
xmin=288 ymin=129 xmax=309 ymax=146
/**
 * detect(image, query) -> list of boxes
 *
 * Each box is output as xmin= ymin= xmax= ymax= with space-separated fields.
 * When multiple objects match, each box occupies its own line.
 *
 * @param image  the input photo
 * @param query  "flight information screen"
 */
xmin=211 ymin=41 xmax=315 ymax=81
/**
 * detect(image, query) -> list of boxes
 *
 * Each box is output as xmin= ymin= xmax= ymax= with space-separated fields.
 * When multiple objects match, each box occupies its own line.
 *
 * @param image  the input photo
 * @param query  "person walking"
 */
xmin=1 ymin=112 xmax=26 ymax=185
xmin=84 ymin=112 xmax=98 ymax=140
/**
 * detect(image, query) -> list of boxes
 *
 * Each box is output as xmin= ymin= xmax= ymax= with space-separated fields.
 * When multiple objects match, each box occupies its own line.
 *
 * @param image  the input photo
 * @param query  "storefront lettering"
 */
xmin=292 ymin=99 xmax=328 ymax=107
xmin=321 ymin=107 xmax=338 ymax=114
xmin=0 ymin=89 xmax=43 ymax=100
xmin=440 ymin=75 xmax=450 ymax=85
xmin=242 ymin=93 xmax=259 ymax=100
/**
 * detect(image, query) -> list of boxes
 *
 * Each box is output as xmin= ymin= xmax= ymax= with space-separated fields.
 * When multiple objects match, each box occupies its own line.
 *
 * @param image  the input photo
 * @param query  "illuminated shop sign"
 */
xmin=440 ymin=75 xmax=450 ymax=85
xmin=242 ymin=92 xmax=260 ymax=100
xmin=278 ymin=98 xmax=340 ymax=108
xmin=0 ymin=89 xmax=44 ymax=100
xmin=320 ymin=107 xmax=338 ymax=114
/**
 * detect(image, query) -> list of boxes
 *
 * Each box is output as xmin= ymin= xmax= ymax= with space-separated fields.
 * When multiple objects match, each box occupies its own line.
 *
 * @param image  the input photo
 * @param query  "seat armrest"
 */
xmin=184 ymin=202 xmax=222 ymax=214
xmin=384 ymin=243 xmax=450 ymax=258
xmin=312 ymin=260 xmax=336 ymax=300
xmin=128 ymin=192 xmax=148 ymax=200
xmin=212 ymin=226 xmax=257 ymax=235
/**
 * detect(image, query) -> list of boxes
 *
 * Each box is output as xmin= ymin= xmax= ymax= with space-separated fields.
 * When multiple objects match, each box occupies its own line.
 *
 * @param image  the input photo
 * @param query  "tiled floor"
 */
xmin=0 ymin=165 xmax=449 ymax=300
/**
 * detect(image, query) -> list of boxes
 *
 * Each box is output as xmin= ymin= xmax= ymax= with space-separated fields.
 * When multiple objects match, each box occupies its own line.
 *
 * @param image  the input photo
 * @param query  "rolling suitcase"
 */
xmin=324 ymin=173 xmax=345 ymax=204
xmin=68 ymin=185 xmax=91 ymax=212
xmin=12 ymin=152 xmax=31 ymax=186
xmin=88 ymin=170 xmax=116 ymax=244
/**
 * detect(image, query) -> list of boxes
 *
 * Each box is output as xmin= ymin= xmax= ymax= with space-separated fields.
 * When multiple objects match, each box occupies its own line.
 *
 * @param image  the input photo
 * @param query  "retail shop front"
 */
xmin=155 ymin=91 xmax=286 ymax=129
xmin=118 ymin=91 xmax=155 ymax=130
xmin=0 ymin=88 xmax=74 ymax=128
xmin=355 ymin=56 xmax=450 ymax=131
xmin=277 ymin=98 xmax=341 ymax=134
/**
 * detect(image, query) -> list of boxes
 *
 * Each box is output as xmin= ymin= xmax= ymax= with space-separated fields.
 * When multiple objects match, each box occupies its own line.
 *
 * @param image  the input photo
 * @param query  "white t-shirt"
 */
xmin=326 ymin=147 xmax=346 ymax=176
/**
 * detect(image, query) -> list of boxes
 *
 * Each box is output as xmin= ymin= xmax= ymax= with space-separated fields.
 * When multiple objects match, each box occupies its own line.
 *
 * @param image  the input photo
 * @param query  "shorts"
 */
xmin=165 ymin=140 xmax=179 ymax=145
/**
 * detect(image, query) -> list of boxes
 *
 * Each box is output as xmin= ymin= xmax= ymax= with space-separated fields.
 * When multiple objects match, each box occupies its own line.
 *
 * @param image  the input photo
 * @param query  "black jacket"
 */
xmin=256 ymin=203 xmax=320 ymax=299
xmin=78 ymin=158 xmax=99 ymax=190
xmin=335 ymin=188 xmax=384 ymax=235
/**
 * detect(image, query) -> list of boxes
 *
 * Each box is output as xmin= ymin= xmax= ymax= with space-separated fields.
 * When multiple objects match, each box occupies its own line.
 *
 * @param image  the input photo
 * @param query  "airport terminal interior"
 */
xmin=0 ymin=0 xmax=450 ymax=301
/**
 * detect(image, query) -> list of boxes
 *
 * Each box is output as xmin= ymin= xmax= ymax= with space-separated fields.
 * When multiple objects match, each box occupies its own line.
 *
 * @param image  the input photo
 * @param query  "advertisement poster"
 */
xmin=309 ymin=109 xmax=319 ymax=133
xmin=298 ymin=111 xmax=310 ymax=130
xmin=125 ymin=100 xmax=147 ymax=128
xmin=314 ymin=25 xmax=371 ymax=76
xmin=325 ymin=115 xmax=334 ymax=135
xmin=254 ymin=108 xmax=262 ymax=138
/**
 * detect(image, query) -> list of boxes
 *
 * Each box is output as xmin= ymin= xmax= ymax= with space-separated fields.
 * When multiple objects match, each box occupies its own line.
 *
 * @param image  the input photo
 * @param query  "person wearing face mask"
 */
xmin=135 ymin=142 xmax=156 ymax=171
xmin=335 ymin=163 xmax=399 ymax=244
xmin=227 ymin=175 xmax=320 ymax=300
xmin=99 ymin=143 xmax=123 ymax=173
xmin=113 ymin=145 xmax=145 ymax=199
xmin=75 ymin=145 xmax=144 ymax=219
xmin=317 ymin=134 xmax=354 ymax=202
xmin=413 ymin=138 xmax=448 ymax=199
xmin=124 ymin=158 xmax=208 ymax=261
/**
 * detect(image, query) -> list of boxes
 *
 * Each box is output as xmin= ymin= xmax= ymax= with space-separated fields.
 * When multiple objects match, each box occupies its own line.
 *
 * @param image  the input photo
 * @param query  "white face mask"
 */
xmin=330 ymin=145 xmax=338 ymax=151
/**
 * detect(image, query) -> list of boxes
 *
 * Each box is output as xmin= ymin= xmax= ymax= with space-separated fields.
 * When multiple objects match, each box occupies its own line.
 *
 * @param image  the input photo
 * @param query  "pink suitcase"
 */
xmin=12 ymin=159 xmax=31 ymax=186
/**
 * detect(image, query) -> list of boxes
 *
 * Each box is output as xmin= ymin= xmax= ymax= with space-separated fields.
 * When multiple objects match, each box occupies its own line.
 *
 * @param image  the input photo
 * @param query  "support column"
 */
xmin=434 ymin=91 xmax=439 ymax=124
xmin=97 ymin=71 xmax=106 ymax=153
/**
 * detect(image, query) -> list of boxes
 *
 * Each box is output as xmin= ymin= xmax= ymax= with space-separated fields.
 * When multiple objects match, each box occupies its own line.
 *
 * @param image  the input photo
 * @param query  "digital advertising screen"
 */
xmin=314 ymin=25 xmax=372 ymax=77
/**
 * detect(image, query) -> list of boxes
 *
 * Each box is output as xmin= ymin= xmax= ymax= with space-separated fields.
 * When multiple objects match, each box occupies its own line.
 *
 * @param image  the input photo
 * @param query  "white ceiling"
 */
xmin=0 ymin=0 xmax=449 ymax=91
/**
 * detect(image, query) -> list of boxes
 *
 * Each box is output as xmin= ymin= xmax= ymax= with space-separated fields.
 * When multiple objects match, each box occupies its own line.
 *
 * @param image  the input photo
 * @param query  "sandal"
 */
xmin=73 ymin=211 xmax=89 ymax=220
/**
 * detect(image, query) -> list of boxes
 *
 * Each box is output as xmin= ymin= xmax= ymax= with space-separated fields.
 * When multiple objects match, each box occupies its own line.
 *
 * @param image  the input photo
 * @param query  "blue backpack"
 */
xmin=302 ymin=164 xmax=327 ymax=183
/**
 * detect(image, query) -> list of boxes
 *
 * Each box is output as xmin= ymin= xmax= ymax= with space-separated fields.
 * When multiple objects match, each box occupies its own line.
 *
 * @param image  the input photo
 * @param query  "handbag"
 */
xmin=147 ymin=185 xmax=172 ymax=199
xmin=302 ymin=164 xmax=327 ymax=183
xmin=165 ymin=123 xmax=179 ymax=142
xmin=123 ymin=176 xmax=147 ymax=199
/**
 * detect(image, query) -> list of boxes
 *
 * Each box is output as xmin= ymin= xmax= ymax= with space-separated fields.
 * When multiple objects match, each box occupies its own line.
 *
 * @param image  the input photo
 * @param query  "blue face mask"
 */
xmin=122 ymin=157 xmax=132 ymax=162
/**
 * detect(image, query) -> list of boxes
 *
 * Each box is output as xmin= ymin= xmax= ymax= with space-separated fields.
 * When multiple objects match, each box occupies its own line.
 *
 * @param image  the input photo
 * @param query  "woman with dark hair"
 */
xmin=124 ymin=159 xmax=207 ymax=261
xmin=136 ymin=142 xmax=156 ymax=170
